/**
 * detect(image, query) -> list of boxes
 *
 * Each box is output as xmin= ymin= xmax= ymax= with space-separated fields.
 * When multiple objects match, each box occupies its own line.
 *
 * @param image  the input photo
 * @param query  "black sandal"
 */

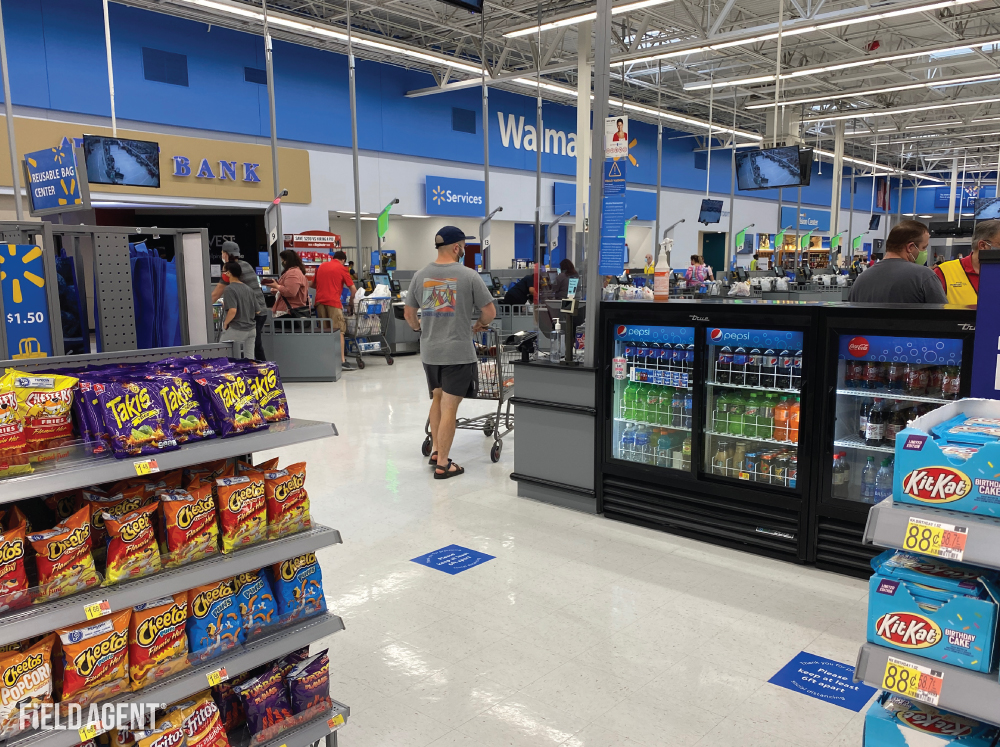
xmin=428 ymin=451 xmax=438 ymax=467
xmin=433 ymin=459 xmax=465 ymax=479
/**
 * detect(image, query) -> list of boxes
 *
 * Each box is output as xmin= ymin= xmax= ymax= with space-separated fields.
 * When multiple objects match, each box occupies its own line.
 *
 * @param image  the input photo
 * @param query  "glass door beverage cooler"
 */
xmin=814 ymin=307 xmax=977 ymax=577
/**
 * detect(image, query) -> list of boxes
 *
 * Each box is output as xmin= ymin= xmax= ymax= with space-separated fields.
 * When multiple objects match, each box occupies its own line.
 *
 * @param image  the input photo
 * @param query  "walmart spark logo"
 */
xmin=0 ymin=245 xmax=45 ymax=303
xmin=432 ymin=186 xmax=446 ymax=205
xmin=25 ymin=137 xmax=83 ymax=210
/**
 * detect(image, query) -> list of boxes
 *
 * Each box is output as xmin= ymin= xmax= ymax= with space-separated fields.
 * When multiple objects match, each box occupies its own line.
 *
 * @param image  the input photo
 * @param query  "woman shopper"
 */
xmin=264 ymin=249 xmax=310 ymax=317
xmin=685 ymin=255 xmax=714 ymax=287
xmin=551 ymin=258 xmax=579 ymax=299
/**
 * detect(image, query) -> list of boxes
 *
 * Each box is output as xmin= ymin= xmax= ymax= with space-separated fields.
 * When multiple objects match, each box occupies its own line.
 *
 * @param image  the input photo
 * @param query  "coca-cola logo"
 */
xmin=847 ymin=337 xmax=870 ymax=357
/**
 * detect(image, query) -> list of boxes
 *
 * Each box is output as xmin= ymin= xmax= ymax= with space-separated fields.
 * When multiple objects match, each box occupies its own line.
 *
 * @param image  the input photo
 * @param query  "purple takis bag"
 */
xmin=191 ymin=371 xmax=266 ymax=438
xmin=96 ymin=379 xmax=179 ymax=458
xmin=286 ymin=651 xmax=330 ymax=714
xmin=146 ymin=374 xmax=216 ymax=444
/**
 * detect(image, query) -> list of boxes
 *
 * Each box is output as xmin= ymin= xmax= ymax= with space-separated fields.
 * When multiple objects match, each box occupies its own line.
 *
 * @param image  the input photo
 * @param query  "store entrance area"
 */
xmin=294 ymin=356 xmax=868 ymax=747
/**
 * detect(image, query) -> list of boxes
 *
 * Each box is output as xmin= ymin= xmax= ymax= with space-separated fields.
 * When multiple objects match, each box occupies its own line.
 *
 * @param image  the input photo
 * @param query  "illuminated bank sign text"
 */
xmin=172 ymin=157 xmax=261 ymax=183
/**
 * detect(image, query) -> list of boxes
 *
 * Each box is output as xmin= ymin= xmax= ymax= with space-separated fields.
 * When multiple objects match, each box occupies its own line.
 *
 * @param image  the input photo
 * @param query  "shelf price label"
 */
xmin=79 ymin=722 xmax=105 ymax=742
xmin=328 ymin=714 xmax=345 ymax=729
xmin=133 ymin=459 xmax=160 ymax=477
xmin=83 ymin=599 xmax=111 ymax=620
xmin=207 ymin=667 xmax=228 ymax=687
xmin=903 ymin=517 xmax=968 ymax=562
xmin=882 ymin=656 xmax=944 ymax=706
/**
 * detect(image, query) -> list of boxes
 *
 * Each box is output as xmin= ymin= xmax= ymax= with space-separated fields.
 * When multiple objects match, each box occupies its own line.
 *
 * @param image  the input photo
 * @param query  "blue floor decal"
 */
xmin=769 ymin=651 xmax=877 ymax=711
xmin=411 ymin=544 xmax=496 ymax=575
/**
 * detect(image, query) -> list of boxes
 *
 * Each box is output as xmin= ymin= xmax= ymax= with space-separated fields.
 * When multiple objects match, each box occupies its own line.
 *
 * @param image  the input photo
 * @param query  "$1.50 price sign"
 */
xmin=882 ymin=656 xmax=944 ymax=706
xmin=903 ymin=517 xmax=968 ymax=562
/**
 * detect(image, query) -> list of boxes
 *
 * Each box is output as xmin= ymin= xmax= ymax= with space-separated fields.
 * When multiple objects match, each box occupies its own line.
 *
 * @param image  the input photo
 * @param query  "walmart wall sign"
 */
xmin=172 ymin=156 xmax=261 ymax=182
xmin=425 ymin=176 xmax=485 ymax=217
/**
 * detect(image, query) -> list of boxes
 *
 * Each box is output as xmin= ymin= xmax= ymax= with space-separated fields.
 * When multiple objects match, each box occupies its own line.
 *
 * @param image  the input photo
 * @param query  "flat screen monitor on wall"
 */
xmin=82 ymin=135 xmax=160 ymax=187
xmin=437 ymin=0 xmax=483 ymax=10
xmin=798 ymin=148 xmax=814 ymax=187
xmin=735 ymin=145 xmax=802 ymax=191
xmin=975 ymin=197 xmax=1000 ymax=220
xmin=698 ymin=199 xmax=723 ymax=224
xmin=869 ymin=214 xmax=881 ymax=231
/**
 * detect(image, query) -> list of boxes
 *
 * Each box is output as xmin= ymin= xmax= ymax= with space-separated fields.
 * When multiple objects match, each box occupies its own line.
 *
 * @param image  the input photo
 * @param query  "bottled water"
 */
xmin=861 ymin=456 xmax=876 ymax=502
xmin=635 ymin=429 xmax=654 ymax=465
xmin=874 ymin=459 xmax=892 ymax=502
xmin=620 ymin=425 xmax=636 ymax=462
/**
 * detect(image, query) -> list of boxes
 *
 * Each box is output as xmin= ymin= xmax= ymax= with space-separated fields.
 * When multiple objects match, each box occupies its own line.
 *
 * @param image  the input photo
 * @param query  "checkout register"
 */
xmin=365 ymin=273 xmax=402 ymax=298
xmin=479 ymin=272 xmax=505 ymax=300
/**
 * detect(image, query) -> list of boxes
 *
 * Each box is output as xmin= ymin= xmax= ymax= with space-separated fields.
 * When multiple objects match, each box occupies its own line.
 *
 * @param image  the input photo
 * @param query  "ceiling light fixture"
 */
xmin=803 ymin=95 xmax=1000 ymax=122
xmin=504 ymin=0 xmax=673 ymax=38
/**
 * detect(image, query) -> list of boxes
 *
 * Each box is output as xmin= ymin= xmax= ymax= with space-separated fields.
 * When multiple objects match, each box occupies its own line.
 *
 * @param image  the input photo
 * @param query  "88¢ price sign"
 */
xmin=882 ymin=656 xmax=944 ymax=706
xmin=903 ymin=517 xmax=968 ymax=562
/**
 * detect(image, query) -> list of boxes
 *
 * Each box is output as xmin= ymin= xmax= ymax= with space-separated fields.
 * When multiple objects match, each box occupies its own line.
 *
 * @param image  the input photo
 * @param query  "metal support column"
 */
xmin=654 ymin=60 xmax=663 ymax=263
xmin=262 ymin=0 xmax=282 ymax=264
xmin=481 ymin=10 xmax=490 ymax=269
xmin=583 ymin=0 xmax=612 ymax=368
xmin=347 ymin=0 xmax=363 ymax=272
xmin=574 ymin=21 xmax=592 ymax=271
xmin=725 ymin=87 xmax=736 ymax=270
xmin=533 ymin=3 xmax=542 ymax=316
xmin=830 ymin=121 xmax=845 ymax=238
xmin=102 ymin=0 xmax=117 ymax=136
xmin=0 ymin=0 xmax=23 ymax=221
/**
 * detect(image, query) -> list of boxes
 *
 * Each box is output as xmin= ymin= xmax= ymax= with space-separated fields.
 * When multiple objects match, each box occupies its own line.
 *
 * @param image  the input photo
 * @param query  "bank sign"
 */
xmin=426 ymin=176 xmax=485 ymax=218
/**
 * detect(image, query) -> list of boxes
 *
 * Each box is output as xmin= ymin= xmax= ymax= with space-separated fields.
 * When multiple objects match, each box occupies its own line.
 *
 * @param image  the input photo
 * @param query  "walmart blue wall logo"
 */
xmin=426 ymin=176 xmax=486 ymax=218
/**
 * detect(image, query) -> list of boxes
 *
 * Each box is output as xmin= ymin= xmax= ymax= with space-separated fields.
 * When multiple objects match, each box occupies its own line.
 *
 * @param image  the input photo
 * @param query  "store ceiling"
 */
xmin=122 ymin=0 xmax=1000 ymax=180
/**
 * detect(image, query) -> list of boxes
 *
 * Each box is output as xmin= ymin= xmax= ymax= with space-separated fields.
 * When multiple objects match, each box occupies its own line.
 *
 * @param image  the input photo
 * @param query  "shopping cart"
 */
xmin=421 ymin=323 xmax=516 ymax=462
xmin=345 ymin=297 xmax=393 ymax=369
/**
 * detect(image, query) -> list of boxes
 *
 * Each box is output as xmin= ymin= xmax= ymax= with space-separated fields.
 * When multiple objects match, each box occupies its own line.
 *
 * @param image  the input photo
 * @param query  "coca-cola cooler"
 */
xmin=811 ymin=304 xmax=977 ymax=577
xmin=599 ymin=300 xmax=822 ymax=564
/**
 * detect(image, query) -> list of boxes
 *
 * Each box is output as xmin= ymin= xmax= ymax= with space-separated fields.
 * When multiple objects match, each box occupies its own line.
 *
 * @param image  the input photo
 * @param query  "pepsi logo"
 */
xmin=616 ymin=325 xmax=627 ymax=336
xmin=710 ymin=329 xmax=723 ymax=341
xmin=847 ymin=336 xmax=870 ymax=357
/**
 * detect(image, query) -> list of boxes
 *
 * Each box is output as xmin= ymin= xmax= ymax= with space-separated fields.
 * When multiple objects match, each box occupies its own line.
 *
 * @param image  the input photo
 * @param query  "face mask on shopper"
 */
xmin=915 ymin=249 xmax=928 ymax=266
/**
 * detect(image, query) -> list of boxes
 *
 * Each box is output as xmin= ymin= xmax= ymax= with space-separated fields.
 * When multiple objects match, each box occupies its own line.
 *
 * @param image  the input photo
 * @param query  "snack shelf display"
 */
xmin=7 ymin=613 xmax=347 ymax=747
xmin=853 ymin=642 xmax=1000 ymax=728
xmin=0 ymin=524 xmax=342 ymax=647
xmin=232 ymin=702 xmax=351 ymax=747
xmin=0 ymin=419 xmax=338 ymax=503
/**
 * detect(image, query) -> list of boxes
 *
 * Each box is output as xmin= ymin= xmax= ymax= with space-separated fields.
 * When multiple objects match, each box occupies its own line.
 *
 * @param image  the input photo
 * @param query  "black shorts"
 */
xmin=424 ymin=363 xmax=478 ymax=398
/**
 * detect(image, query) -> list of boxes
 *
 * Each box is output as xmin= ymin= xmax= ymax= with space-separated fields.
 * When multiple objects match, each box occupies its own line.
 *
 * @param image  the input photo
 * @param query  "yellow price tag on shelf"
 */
xmin=207 ymin=667 xmax=228 ymax=687
xmin=882 ymin=656 xmax=943 ymax=706
xmin=134 ymin=459 xmax=160 ymax=477
xmin=903 ymin=517 xmax=968 ymax=562
xmin=79 ymin=723 xmax=101 ymax=742
xmin=83 ymin=600 xmax=111 ymax=620
xmin=328 ymin=714 xmax=345 ymax=729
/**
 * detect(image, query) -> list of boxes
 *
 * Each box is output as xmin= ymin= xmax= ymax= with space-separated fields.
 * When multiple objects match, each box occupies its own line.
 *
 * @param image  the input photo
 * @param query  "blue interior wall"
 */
xmin=2 ymin=0 xmax=937 ymax=214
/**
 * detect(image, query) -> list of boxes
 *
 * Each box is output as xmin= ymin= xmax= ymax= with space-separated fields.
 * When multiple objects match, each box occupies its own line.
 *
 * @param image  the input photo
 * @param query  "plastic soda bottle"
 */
xmin=714 ymin=391 xmax=729 ymax=432
xmin=671 ymin=390 xmax=684 ymax=428
xmin=683 ymin=392 xmax=693 ymax=428
xmin=758 ymin=394 xmax=776 ymax=439
xmin=774 ymin=397 xmax=791 ymax=441
xmin=645 ymin=383 xmax=660 ymax=425
xmin=727 ymin=393 xmax=745 ymax=436
xmin=789 ymin=396 xmax=800 ymax=443
xmin=658 ymin=387 xmax=675 ymax=426
xmin=620 ymin=424 xmax=636 ymax=461
xmin=622 ymin=380 xmax=638 ymax=420
xmin=743 ymin=393 xmax=760 ymax=438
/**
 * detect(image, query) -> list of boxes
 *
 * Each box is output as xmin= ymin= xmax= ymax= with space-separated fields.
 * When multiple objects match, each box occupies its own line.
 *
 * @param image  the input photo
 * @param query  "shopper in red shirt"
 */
xmin=312 ymin=251 xmax=357 ymax=370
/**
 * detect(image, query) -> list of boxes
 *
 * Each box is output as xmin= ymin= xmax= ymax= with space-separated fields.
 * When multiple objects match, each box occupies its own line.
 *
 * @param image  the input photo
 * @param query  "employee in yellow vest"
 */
xmin=643 ymin=253 xmax=655 ymax=276
xmin=934 ymin=218 xmax=997 ymax=304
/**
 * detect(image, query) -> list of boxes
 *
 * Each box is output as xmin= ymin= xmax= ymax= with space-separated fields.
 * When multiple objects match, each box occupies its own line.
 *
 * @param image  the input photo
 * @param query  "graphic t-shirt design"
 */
xmin=421 ymin=278 xmax=457 ymax=316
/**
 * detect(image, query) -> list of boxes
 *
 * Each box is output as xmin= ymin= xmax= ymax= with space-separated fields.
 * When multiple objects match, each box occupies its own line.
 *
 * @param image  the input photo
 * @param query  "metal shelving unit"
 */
xmin=0 ymin=525 xmax=343 ymax=647
xmin=613 ymin=417 xmax=691 ymax=432
xmin=234 ymin=702 xmax=351 ymax=747
xmin=833 ymin=433 xmax=896 ymax=454
xmin=854 ymin=642 xmax=1000 ymax=728
xmin=835 ymin=388 xmax=951 ymax=405
xmin=0 ymin=419 xmax=338 ymax=503
xmin=705 ymin=429 xmax=799 ymax=447
xmin=707 ymin=381 xmax=801 ymax=394
xmin=7 ymin=613 xmax=346 ymax=747
xmin=863 ymin=498 xmax=1000 ymax=571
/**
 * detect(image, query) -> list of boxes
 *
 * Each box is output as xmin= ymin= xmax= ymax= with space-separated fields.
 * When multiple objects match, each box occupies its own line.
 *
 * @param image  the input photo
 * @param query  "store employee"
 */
xmin=934 ymin=218 xmax=996 ymax=304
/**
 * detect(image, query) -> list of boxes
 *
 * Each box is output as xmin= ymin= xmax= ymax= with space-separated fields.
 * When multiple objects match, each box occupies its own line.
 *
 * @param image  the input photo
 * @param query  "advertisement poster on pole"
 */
xmin=23 ymin=137 xmax=90 ymax=217
xmin=605 ymin=116 xmax=629 ymax=159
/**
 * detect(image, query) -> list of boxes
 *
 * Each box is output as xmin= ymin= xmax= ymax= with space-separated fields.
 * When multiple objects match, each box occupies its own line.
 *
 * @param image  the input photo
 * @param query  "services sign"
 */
xmin=425 ymin=176 xmax=486 ymax=218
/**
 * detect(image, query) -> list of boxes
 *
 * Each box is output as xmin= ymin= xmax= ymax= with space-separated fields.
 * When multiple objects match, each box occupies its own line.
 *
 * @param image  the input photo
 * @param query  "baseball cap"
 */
xmin=434 ymin=226 xmax=475 ymax=248
xmin=221 ymin=240 xmax=242 ymax=258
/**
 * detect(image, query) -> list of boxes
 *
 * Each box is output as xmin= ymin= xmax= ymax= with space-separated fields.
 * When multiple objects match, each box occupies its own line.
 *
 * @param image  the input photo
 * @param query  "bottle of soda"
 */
xmin=743 ymin=393 xmax=760 ymax=438
xmin=645 ymin=383 xmax=660 ymax=425
xmin=859 ymin=398 xmax=872 ymax=439
xmin=846 ymin=359 xmax=864 ymax=389
xmin=682 ymin=392 xmax=693 ymax=428
xmin=716 ymin=346 xmax=733 ymax=384
xmin=841 ymin=451 xmax=852 ymax=493
xmin=684 ymin=344 xmax=695 ymax=376
xmin=942 ymin=365 xmax=961 ymax=399
xmin=671 ymin=390 xmax=684 ymax=428
xmin=774 ymin=397 xmax=791 ymax=441
xmin=776 ymin=350 xmax=792 ymax=389
xmin=731 ymin=347 xmax=747 ymax=386
xmin=758 ymin=394 xmax=776 ymax=439
xmin=762 ymin=349 xmax=778 ymax=388
xmin=832 ymin=453 xmax=848 ymax=499
xmin=789 ymin=396 xmax=800 ymax=443
xmin=884 ymin=404 xmax=906 ymax=446
xmin=622 ymin=379 xmax=639 ymax=420
xmin=865 ymin=398 xmax=885 ymax=447
xmin=727 ymin=393 xmax=745 ymax=436
xmin=864 ymin=360 xmax=882 ymax=390
xmin=905 ymin=363 xmax=926 ymax=396
xmin=620 ymin=424 xmax=636 ymax=461
xmin=660 ymin=343 xmax=673 ymax=372
xmin=926 ymin=366 xmax=943 ymax=398
xmin=714 ymin=391 xmax=729 ymax=432
xmin=790 ymin=350 xmax=803 ymax=390
xmin=887 ymin=361 xmax=905 ymax=392
xmin=746 ymin=348 xmax=762 ymax=387
xmin=861 ymin=456 xmax=877 ymax=502
xmin=658 ymin=387 xmax=675 ymax=426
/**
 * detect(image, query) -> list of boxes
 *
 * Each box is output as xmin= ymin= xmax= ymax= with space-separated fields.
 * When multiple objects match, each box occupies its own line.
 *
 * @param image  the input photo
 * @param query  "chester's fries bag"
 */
xmin=232 ymin=570 xmax=277 ymax=634
xmin=103 ymin=504 xmax=161 ymax=586
xmin=96 ymin=380 xmax=179 ymax=459
xmin=0 ymin=633 xmax=55 ymax=739
xmin=187 ymin=580 xmax=243 ymax=660
xmin=0 ymin=377 xmax=29 ymax=478
xmin=233 ymin=665 xmax=292 ymax=737
xmin=153 ymin=375 xmax=216 ymax=445
xmin=286 ymin=651 xmax=330 ymax=714
xmin=243 ymin=362 xmax=289 ymax=423
xmin=56 ymin=609 xmax=130 ymax=704
xmin=191 ymin=372 xmax=265 ymax=438
xmin=177 ymin=696 xmax=229 ymax=747
xmin=0 ymin=524 xmax=30 ymax=612
xmin=271 ymin=553 xmax=326 ymax=619
xmin=5 ymin=370 xmax=78 ymax=451
xmin=159 ymin=490 xmax=218 ymax=568
xmin=29 ymin=507 xmax=100 ymax=601
xmin=215 ymin=477 xmax=266 ymax=554
xmin=264 ymin=464 xmax=311 ymax=539
xmin=129 ymin=594 xmax=188 ymax=690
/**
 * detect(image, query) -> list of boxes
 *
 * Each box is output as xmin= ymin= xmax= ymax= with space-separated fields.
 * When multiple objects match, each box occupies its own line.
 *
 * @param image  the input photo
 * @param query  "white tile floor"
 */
xmin=261 ymin=356 xmax=873 ymax=746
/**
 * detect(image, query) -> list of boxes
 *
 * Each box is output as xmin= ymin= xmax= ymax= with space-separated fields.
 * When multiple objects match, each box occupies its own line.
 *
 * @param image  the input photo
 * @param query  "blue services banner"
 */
xmin=613 ymin=324 xmax=694 ymax=344
xmin=599 ymin=159 xmax=627 ymax=276
xmin=838 ymin=334 xmax=962 ymax=365
xmin=708 ymin=327 xmax=804 ymax=350
xmin=779 ymin=206 xmax=830 ymax=232
xmin=1 ymin=244 xmax=53 ymax=359
xmin=24 ymin=137 xmax=83 ymax=213
xmin=425 ymin=175 xmax=486 ymax=217
xmin=934 ymin=185 xmax=993 ymax=209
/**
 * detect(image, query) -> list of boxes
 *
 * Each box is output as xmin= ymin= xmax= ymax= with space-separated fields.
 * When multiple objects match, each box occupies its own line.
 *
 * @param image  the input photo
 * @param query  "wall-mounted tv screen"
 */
xmin=437 ymin=0 xmax=483 ymax=11
xmin=868 ymin=214 xmax=881 ymax=231
xmin=698 ymin=199 xmax=723 ymax=224
xmin=735 ymin=145 xmax=802 ymax=191
xmin=975 ymin=197 xmax=1000 ymax=220
xmin=798 ymin=148 xmax=814 ymax=187
xmin=82 ymin=135 xmax=160 ymax=187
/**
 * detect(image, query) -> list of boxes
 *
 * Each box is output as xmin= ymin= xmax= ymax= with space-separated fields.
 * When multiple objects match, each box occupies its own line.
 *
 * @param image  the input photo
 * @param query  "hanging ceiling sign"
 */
xmin=605 ymin=116 xmax=629 ymax=159
xmin=24 ymin=137 xmax=90 ymax=216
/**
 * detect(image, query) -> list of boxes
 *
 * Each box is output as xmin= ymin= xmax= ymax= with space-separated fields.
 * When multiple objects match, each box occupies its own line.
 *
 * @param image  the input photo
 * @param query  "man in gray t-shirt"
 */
xmin=219 ymin=262 xmax=259 ymax=358
xmin=405 ymin=225 xmax=496 ymax=479
xmin=849 ymin=220 xmax=947 ymax=304
xmin=212 ymin=241 xmax=267 ymax=359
